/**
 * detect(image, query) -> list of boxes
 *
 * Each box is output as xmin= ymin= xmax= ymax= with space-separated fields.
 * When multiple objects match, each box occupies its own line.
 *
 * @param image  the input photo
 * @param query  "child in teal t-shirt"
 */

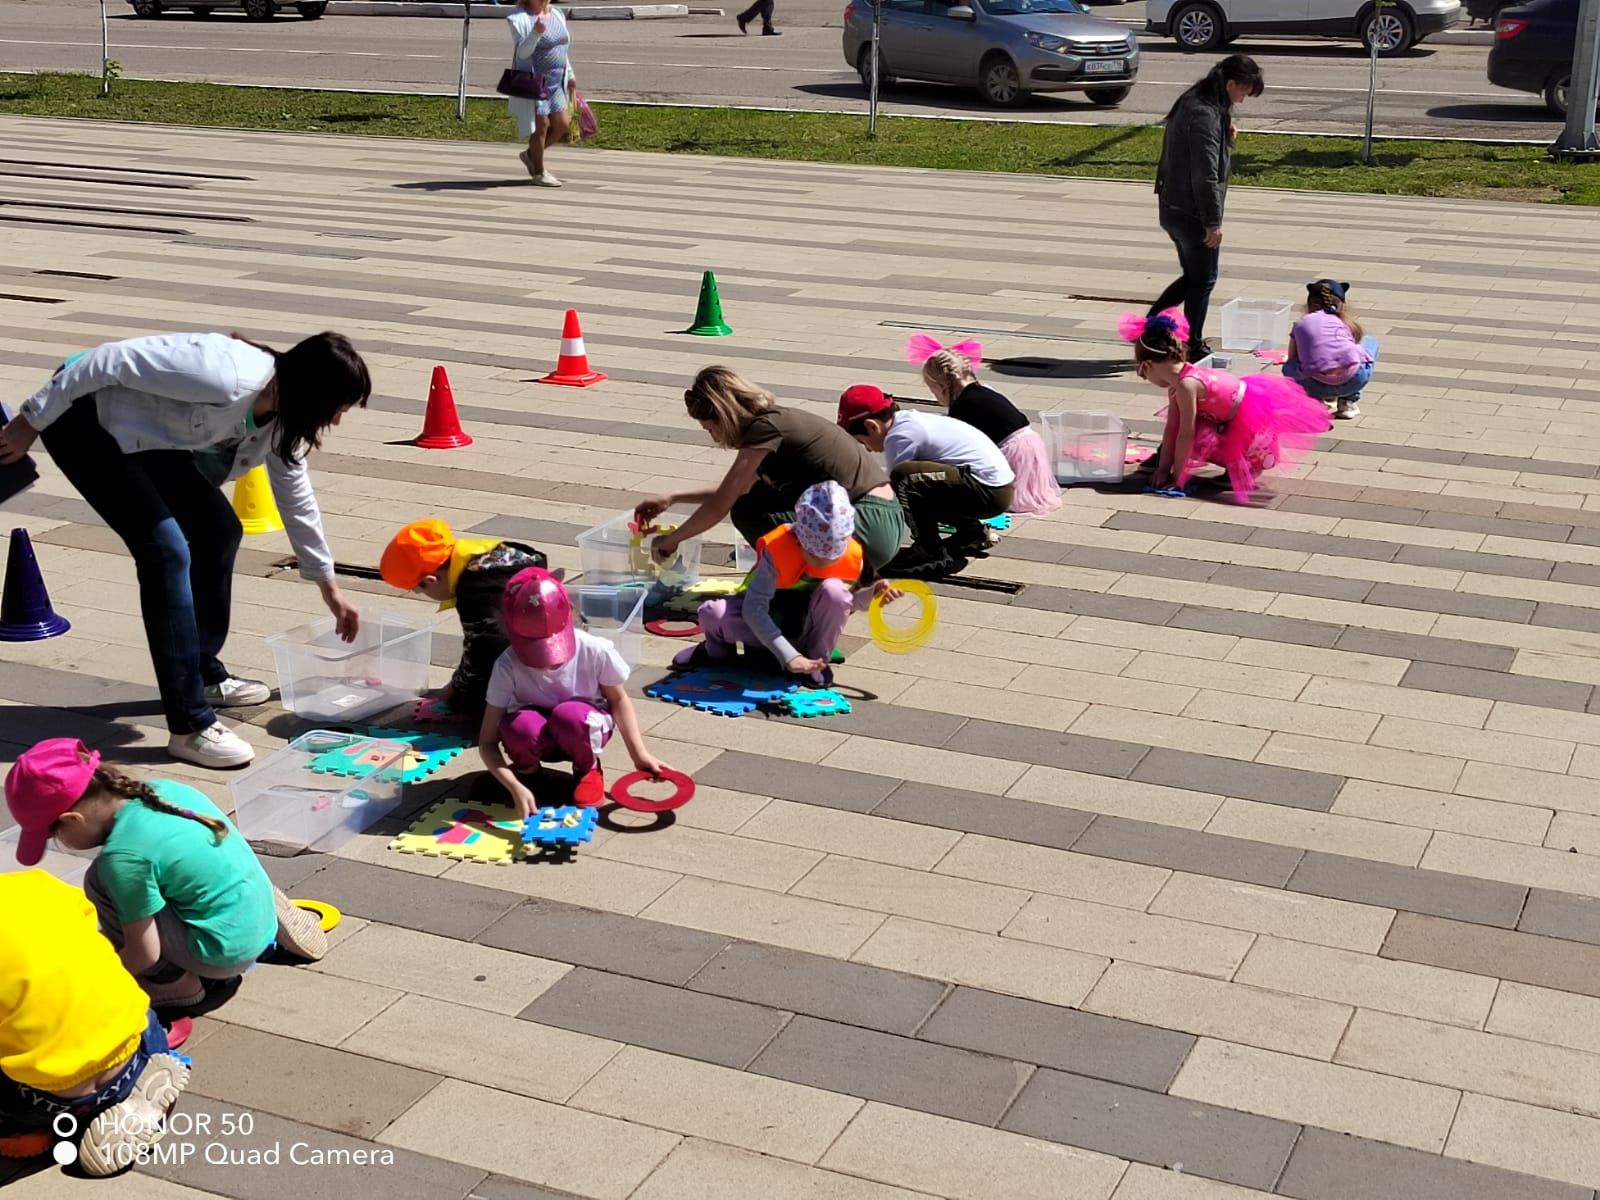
xmin=3 ymin=742 xmax=328 ymax=1012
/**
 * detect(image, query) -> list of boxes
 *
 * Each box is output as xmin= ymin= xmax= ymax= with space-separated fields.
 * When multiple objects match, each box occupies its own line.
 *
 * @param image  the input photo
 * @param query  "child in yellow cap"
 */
xmin=381 ymin=519 xmax=548 ymax=722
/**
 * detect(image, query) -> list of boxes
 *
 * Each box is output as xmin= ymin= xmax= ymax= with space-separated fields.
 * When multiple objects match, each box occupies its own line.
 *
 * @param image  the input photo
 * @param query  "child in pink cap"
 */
xmin=479 ymin=567 xmax=671 ymax=815
xmin=4 ymin=739 xmax=327 ymax=1012
xmin=673 ymin=481 xmax=900 ymax=687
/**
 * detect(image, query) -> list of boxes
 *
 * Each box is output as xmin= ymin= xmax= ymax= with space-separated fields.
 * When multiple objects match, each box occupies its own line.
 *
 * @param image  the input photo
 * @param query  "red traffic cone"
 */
xmin=539 ymin=309 xmax=607 ymax=388
xmin=414 ymin=366 xmax=473 ymax=449
xmin=0 ymin=528 xmax=70 ymax=642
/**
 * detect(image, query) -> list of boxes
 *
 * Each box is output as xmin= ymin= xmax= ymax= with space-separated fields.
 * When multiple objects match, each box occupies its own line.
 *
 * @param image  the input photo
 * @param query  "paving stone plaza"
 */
xmin=3 ymin=114 xmax=1600 ymax=1200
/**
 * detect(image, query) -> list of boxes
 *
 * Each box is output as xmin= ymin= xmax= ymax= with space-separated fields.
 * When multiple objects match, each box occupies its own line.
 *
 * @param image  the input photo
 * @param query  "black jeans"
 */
xmin=39 ymin=398 xmax=243 ymax=735
xmin=737 ymin=0 xmax=775 ymax=29
xmin=1151 ymin=206 xmax=1221 ymax=347
xmin=891 ymin=461 xmax=1013 ymax=554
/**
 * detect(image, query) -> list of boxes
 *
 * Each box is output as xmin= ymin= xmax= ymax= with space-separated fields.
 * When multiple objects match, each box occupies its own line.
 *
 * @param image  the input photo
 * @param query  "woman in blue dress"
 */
xmin=506 ymin=0 xmax=572 ymax=188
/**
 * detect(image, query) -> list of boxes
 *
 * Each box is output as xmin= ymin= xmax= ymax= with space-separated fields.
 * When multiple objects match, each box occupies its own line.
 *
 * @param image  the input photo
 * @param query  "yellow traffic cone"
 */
xmin=232 ymin=465 xmax=283 ymax=535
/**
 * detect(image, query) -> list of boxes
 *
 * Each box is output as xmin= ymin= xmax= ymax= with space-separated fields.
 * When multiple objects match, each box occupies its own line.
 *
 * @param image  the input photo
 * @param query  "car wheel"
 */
xmin=1360 ymin=5 xmax=1414 ymax=53
xmin=1543 ymin=71 xmax=1570 ymax=117
xmin=1171 ymin=3 xmax=1225 ymax=50
xmin=297 ymin=1 xmax=327 ymax=16
xmin=131 ymin=0 xmax=162 ymax=15
xmin=1088 ymin=86 xmax=1131 ymax=106
xmin=979 ymin=52 xmax=1026 ymax=107
xmin=244 ymin=0 xmax=275 ymax=18
xmin=856 ymin=45 xmax=896 ymax=91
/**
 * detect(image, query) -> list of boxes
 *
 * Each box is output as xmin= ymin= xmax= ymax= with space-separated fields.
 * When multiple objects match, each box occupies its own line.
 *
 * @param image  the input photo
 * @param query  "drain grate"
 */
xmin=934 ymin=576 xmax=1026 ymax=595
xmin=0 ymin=292 xmax=64 ymax=304
xmin=36 ymin=269 xmax=118 ymax=281
xmin=277 ymin=557 xmax=385 ymax=581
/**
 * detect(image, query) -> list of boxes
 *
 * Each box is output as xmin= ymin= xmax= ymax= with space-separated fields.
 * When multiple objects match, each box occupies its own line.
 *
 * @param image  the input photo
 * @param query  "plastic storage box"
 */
xmin=0 ymin=824 xmax=93 ymax=886
xmin=1042 ymin=412 xmax=1129 ymax=484
xmin=577 ymin=510 xmax=703 ymax=587
xmin=570 ymin=583 xmax=647 ymax=669
xmin=1220 ymin=299 xmax=1291 ymax=352
xmin=265 ymin=608 xmax=434 ymax=723
xmin=230 ymin=730 xmax=407 ymax=857
xmin=734 ymin=540 xmax=757 ymax=575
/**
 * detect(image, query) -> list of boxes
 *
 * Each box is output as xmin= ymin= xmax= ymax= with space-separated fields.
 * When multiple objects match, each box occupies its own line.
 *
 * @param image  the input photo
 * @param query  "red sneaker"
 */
xmin=573 ymin=767 xmax=606 ymax=808
xmin=0 ymin=1131 xmax=52 ymax=1159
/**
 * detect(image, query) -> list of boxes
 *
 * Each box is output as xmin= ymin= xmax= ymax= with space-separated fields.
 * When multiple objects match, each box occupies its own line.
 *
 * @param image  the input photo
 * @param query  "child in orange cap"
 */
xmin=380 ymin=519 xmax=548 ymax=723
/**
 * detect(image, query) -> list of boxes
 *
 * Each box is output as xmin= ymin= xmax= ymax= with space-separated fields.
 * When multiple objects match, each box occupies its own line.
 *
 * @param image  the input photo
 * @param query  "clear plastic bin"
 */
xmin=229 ymin=730 xmax=407 ymax=857
xmin=265 ymin=608 xmax=434 ymax=723
xmin=1042 ymin=412 xmax=1129 ymax=484
xmin=0 ymin=823 xmax=94 ymax=886
xmin=1220 ymin=299 xmax=1291 ymax=352
xmin=570 ymin=583 xmax=647 ymax=670
xmin=734 ymin=540 xmax=757 ymax=575
xmin=577 ymin=510 xmax=703 ymax=588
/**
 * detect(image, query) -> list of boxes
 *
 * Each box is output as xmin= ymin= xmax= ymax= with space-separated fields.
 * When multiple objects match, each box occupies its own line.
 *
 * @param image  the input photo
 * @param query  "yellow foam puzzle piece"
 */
xmin=389 ymin=798 xmax=525 ymax=866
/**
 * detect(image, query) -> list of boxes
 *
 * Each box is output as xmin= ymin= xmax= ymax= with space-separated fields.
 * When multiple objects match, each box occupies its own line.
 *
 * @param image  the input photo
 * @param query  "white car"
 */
xmin=1145 ymin=0 xmax=1460 ymax=52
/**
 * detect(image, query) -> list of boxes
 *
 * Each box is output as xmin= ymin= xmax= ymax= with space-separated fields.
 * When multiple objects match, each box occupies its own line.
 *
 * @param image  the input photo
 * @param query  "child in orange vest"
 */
xmin=673 ymin=481 xmax=897 ymax=686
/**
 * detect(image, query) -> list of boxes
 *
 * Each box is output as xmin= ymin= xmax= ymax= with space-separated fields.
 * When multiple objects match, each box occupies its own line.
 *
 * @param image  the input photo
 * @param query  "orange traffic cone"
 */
xmin=539 ymin=309 xmax=607 ymax=388
xmin=415 ymin=366 xmax=473 ymax=449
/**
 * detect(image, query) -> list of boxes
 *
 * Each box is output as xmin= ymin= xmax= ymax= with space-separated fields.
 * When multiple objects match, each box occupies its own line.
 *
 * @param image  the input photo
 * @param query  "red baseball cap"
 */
xmin=837 ymin=384 xmax=894 ymax=428
xmin=4 ymin=738 xmax=100 ymax=866
xmin=502 ymin=567 xmax=577 ymax=669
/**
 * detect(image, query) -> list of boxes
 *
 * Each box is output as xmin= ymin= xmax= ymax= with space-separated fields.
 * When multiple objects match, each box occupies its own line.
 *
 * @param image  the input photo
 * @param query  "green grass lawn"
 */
xmin=3 ymin=70 xmax=1597 ymax=205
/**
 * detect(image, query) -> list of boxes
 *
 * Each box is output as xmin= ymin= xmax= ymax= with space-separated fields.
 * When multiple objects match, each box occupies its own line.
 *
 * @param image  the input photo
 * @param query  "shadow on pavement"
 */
xmin=1138 ymin=38 xmax=1436 ymax=59
xmin=992 ymin=355 xmax=1128 ymax=380
xmin=1429 ymin=101 xmax=1559 ymax=125
xmin=795 ymin=79 xmax=1091 ymax=114
xmin=393 ymin=179 xmax=530 ymax=191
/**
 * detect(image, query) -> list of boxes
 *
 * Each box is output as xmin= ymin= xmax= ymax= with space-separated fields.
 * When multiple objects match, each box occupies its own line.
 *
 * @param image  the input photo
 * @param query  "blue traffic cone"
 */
xmin=0 ymin=528 xmax=70 ymax=642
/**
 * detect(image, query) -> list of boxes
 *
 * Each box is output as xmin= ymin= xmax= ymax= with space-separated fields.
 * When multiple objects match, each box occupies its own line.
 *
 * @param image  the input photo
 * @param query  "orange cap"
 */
xmin=381 ymin=519 xmax=454 ymax=590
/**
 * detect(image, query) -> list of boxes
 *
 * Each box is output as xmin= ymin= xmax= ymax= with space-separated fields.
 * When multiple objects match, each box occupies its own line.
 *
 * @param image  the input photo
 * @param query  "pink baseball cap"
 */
xmin=4 ymin=738 xmax=100 ymax=866
xmin=502 ymin=567 xmax=577 ymax=669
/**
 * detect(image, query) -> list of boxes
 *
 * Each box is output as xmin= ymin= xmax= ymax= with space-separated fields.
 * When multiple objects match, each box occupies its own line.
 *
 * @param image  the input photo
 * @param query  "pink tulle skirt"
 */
xmin=1178 ymin=374 xmax=1331 ymax=504
xmin=1000 ymin=426 xmax=1061 ymax=517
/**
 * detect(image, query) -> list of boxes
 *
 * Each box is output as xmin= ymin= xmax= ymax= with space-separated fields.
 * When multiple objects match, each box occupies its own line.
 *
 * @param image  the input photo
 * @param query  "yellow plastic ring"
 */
xmin=292 ymin=899 xmax=342 ymax=933
xmin=868 ymin=579 xmax=937 ymax=655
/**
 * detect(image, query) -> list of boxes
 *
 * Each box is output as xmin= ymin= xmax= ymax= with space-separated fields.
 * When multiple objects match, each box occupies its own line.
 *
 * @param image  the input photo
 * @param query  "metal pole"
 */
xmin=456 ymin=1 xmax=474 ymax=121
xmin=868 ymin=0 xmax=881 ymax=136
xmin=1553 ymin=0 xmax=1600 ymax=155
xmin=100 ymin=0 xmax=110 ymax=97
xmin=1361 ymin=28 xmax=1377 ymax=163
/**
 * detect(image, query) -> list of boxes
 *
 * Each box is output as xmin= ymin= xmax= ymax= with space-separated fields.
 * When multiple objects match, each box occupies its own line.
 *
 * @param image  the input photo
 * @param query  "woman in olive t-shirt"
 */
xmin=635 ymin=366 xmax=906 ymax=570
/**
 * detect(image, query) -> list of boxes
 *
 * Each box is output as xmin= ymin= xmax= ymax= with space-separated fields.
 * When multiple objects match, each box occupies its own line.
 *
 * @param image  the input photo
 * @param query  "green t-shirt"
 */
xmin=96 ymin=781 xmax=276 ymax=968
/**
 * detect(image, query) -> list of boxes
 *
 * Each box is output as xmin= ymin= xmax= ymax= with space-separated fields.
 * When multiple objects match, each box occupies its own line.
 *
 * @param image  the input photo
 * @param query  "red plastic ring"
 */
xmin=645 ymin=618 xmax=701 ymax=639
xmin=610 ymin=768 xmax=696 ymax=812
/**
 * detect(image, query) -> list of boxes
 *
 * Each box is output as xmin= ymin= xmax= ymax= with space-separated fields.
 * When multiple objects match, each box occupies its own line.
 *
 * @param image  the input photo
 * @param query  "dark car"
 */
xmin=128 ymin=0 xmax=327 ymax=16
xmin=1488 ymin=0 xmax=1593 ymax=116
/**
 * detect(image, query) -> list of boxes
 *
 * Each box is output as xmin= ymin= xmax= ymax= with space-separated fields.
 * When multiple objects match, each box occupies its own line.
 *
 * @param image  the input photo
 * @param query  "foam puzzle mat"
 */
xmin=390 ymin=800 xmax=526 ymax=865
xmin=645 ymin=668 xmax=798 ymax=717
xmin=311 ymin=729 xmax=470 ymax=785
xmin=523 ymin=805 xmax=599 ymax=851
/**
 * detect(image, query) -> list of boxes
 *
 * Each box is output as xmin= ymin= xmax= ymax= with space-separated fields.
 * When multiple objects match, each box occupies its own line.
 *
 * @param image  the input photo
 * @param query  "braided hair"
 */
xmin=920 ymin=348 xmax=977 ymax=402
xmin=92 ymin=765 xmax=230 ymax=843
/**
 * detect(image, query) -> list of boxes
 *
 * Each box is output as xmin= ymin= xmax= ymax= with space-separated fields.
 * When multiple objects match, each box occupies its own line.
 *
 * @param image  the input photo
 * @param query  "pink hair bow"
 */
xmin=906 ymin=333 xmax=983 ymax=368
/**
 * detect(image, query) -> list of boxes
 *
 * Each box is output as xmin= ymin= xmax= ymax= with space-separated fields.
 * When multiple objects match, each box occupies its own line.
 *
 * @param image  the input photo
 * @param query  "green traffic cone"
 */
xmin=687 ymin=270 xmax=733 ymax=337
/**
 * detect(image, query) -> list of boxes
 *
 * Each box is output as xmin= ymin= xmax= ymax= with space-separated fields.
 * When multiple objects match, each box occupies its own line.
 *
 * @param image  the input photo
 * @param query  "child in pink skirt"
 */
xmin=478 ymin=567 xmax=671 ymax=815
xmin=1120 ymin=308 xmax=1331 ymax=504
xmin=907 ymin=334 xmax=1061 ymax=517
xmin=673 ymin=482 xmax=898 ymax=687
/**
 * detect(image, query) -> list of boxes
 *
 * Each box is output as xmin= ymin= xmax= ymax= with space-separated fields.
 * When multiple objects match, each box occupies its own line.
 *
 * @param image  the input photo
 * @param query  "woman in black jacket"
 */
xmin=1150 ymin=54 xmax=1265 ymax=362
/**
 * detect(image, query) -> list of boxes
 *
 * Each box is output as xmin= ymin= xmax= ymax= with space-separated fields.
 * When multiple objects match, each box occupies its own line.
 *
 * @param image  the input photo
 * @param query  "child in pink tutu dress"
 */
xmin=1120 ymin=309 xmax=1330 ymax=504
xmin=907 ymin=334 xmax=1061 ymax=517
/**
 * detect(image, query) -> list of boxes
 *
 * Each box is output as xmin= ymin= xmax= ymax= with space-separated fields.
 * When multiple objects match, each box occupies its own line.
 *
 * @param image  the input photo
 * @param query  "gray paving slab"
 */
xmin=1277 ymin=1127 xmax=1595 ymax=1200
xmin=1382 ymin=913 xmax=1600 ymax=999
xmin=1367 ymin=584 xmax=1536 ymax=624
xmin=942 ymin=720 xmax=1149 ymax=779
xmin=1338 ymin=630 xmax=1519 ymax=673
xmin=475 ymin=898 xmax=731 ymax=986
xmin=1169 ymin=606 xmax=1345 ymax=649
xmin=1071 ymin=815 xmax=1304 ymax=888
xmin=873 ymin=781 xmax=1098 ymax=851
xmin=1131 ymin=749 xmax=1343 ymax=812
xmin=1289 ymin=852 xmax=1528 ymax=928
xmin=694 ymin=750 xmax=898 ymax=813
xmin=1517 ymin=889 xmax=1600 ymax=948
xmin=289 ymin=859 xmax=522 ymax=942
xmin=1400 ymin=661 xmax=1592 ymax=711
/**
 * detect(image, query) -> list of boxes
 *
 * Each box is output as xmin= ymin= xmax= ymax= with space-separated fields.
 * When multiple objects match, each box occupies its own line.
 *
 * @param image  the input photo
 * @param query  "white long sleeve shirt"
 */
xmin=19 ymin=333 xmax=337 ymax=582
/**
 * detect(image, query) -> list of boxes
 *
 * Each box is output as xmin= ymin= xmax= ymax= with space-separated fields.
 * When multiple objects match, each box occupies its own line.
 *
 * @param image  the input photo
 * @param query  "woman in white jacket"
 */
xmin=506 ymin=0 xmax=573 ymax=187
xmin=0 ymin=332 xmax=370 ymax=769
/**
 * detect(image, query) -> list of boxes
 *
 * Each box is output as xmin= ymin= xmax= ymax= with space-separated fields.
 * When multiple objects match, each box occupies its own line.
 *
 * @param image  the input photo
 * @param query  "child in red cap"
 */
xmin=4 ymin=739 xmax=326 ymax=1012
xmin=478 ymin=567 xmax=671 ymax=814
xmin=380 ymin=518 xmax=549 ymax=723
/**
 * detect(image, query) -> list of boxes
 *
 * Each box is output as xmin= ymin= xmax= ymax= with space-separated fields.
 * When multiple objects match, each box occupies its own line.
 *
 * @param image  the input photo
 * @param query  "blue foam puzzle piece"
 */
xmin=772 ymin=689 xmax=852 ymax=719
xmin=1144 ymin=486 xmax=1188 ymax=498
xmin=522 ymin=805 xmax=599 ymax=849
xmin=645 ymin=668 xmax=799 ymax=718
xmin=938 ymin=513 xmax=1012 ymax=537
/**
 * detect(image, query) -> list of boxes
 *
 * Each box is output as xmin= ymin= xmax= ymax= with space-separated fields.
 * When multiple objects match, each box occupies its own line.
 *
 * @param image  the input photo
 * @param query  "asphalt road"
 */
xmin=0 ymin=0 xmax=1562 ymax=139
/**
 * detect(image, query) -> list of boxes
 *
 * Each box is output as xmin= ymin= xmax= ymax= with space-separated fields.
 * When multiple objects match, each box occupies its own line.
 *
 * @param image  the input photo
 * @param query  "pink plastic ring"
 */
xmin=645 ymin=618 xmax=701 ymax=639
xmin=610 ymin=768 xmax=696 ymax=813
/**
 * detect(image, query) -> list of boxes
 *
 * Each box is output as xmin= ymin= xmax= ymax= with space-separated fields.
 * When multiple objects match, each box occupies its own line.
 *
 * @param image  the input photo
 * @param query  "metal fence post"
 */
xmin=457 ymin=1 xmax=474 ymax=120
xmin=1553 ymin=0 xmax=1600 ymax=156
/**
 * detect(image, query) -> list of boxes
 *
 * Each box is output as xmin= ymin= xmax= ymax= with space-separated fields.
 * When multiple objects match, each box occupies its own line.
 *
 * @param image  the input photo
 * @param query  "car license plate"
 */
xmin=1085 ymin=58 xmax=1123 ymax=74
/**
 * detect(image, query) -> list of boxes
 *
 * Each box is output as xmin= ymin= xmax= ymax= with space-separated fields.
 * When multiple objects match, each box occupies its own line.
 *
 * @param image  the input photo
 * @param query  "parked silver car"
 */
xmin=842 ymin=0 xmax=1140 ymax=107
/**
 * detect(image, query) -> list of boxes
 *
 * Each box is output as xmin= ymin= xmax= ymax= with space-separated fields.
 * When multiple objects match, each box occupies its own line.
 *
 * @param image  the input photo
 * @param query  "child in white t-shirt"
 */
xmin=478 ymin=567 xmax=670 ymax=815
xmin=837 ymin=384 xmax=1014 ymax=578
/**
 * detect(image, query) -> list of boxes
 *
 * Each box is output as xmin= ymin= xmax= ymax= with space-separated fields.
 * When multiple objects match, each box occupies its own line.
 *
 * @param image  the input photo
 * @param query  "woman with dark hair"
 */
xmin=1150 ymin=53 xmax=1264 ymax=362
xmin=0 ymin=332 xmax=371 ymax=769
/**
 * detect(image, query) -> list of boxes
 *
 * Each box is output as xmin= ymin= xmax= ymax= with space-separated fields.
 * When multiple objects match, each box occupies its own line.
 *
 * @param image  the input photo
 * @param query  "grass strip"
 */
xmin=3 ymin=70 xmax=1597 ymax=204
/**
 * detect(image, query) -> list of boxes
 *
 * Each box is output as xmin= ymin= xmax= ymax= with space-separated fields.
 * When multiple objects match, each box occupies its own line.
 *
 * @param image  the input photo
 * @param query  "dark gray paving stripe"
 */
xmin=1071 ymin=814 xmax=1304 ymax=888
xmin=1383 ymin=913 xmax=1600 ymax=1000
xmin=1287 ymin=851 xmax=1528 ymax=929
xmin=1276 ymin=1126 xmax=1594 ymax=1200
xmin=1399 ymin=661 xmax=1592 ymax=712
xmin=1517 ymin=889 xmax=1600 ymax=947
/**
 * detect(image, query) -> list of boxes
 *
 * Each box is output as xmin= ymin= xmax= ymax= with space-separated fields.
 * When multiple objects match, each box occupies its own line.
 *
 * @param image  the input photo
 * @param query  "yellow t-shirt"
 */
xmin=0 ymin=871 xmax=149 ymax=1092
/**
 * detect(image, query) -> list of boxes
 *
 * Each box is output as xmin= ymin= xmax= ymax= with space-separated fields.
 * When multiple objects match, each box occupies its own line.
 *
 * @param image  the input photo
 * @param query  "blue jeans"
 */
xmin=0 ymin=1010 xmax=168 ymax=1132
xmin=1151 ymin=206 xmax=1220 ymax=346
xmin=1285 ymin=337 xmax=1380 ymax=401
xmin=38 ymin=397 xmax=242 ymax=735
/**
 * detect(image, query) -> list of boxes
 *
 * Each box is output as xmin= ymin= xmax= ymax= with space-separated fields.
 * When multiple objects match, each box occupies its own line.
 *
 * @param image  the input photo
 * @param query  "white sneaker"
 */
xmin=204 ymin=676 xmax=271 ymax=707
xmin=1335 ymin=398 xmax=1361 ymax=420
xmin=533 ymin=170 xmax=563 ymax=188
xmin=168 ymin=722 xmax=254 ymax=769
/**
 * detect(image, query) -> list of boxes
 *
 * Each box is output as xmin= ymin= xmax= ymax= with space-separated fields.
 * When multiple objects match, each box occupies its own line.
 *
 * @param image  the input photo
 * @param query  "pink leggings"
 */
xmin=499 ymin=700 xmax=612 ymax=773
xmin=699 ymin=578 xmax=854 ymax=662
